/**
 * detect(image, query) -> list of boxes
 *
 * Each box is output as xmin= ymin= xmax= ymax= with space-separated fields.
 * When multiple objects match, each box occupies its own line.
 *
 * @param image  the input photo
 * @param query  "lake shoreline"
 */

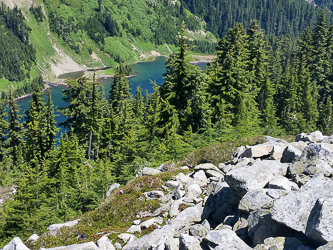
xmin=14 ymin=54 xmax=213 ymax=101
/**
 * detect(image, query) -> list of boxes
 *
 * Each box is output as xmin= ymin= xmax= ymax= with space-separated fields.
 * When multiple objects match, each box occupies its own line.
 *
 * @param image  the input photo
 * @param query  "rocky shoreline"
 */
xmin=7 ymin=132 xmax=333 ymax=250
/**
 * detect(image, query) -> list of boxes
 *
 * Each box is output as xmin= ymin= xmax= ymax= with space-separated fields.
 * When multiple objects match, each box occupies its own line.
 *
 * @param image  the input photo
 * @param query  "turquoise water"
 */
xmin=16 ymin=57 xmax=207 ymax=137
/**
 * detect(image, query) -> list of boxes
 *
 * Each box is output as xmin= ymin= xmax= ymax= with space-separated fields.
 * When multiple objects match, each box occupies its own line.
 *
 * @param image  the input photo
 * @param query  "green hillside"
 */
xmin=0 ymin=0 xmax=332 ymax=98
xmin=0 ymin=0 xmax=216 ymax=97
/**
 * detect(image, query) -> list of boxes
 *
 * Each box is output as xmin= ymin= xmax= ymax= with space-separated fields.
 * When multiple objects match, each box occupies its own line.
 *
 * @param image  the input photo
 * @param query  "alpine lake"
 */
xmin=16 ymin=57 xmax=207 ymax=137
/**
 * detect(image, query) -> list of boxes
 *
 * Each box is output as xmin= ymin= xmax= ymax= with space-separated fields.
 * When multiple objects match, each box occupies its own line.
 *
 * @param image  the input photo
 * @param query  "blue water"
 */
xmin=16 ymin=57 xmax=207 ymax=138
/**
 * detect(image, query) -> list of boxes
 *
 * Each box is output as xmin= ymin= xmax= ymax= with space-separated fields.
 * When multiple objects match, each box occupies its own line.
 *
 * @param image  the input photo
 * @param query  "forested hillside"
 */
xmin=1 ymin=0 xmax=333 ymax=99
xmin=1 ymin=13 xmax=333 ymax=246
xmin=182 ymin=0 xmax=333 ymax=38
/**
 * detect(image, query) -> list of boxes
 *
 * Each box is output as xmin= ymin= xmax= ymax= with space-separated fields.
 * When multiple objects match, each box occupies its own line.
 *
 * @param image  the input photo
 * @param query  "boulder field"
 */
xmin=4 ymin=131 xmax=333 ymax=250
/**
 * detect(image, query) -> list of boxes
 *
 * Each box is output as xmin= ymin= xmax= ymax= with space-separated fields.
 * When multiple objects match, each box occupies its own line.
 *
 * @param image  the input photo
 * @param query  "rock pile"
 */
xmin=4 ymin=131 xmax=333 ymax=250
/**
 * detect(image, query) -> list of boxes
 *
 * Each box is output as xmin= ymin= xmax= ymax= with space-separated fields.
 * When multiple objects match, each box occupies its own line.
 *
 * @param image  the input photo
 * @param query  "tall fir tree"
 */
xmin=7 ymin=89 xmax=24 ymax=165
xmin=0 ymin=99 xmax=8 ymax=161
xmin=44 ymin=90 xmax=58 ymax=154
xmin=109 ymin=64 xmax=130 ymax=114
xmin=24 ymin=85 xmax=45 ymax=160
xmin=160 ymin=21 xmax=203 ymax=132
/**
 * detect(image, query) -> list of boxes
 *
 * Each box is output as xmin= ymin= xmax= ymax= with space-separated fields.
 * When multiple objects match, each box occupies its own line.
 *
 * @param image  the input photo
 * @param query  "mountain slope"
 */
xmin=0 ymin=0 xmax=216 ymax=96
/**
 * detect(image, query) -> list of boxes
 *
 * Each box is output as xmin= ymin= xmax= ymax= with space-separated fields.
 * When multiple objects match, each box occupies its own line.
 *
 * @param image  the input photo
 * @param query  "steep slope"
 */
xmin=0 ymin=0 xmax=216 ymax=96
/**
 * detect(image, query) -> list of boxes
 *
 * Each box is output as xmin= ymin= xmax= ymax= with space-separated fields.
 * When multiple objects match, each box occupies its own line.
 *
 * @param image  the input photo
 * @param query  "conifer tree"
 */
xmin=0 ymin=100 xmax=8 ymax=161
xmin=298 ymin=56 xmax=318 ymax=132
xmin=134 ymin=86 xmax=144 ymax=119
xmin=44 ymin=90 xmax=58 ymax=154
xmin=209 ymin=23 xmax=259 ymax=132
xmin=247 ymin=20 xmax=277 ymax=131
xmin=109 ymin=64 xmax=130 ymax=114
xmin=59 ymin=78 xmax=91 ymax=144
xmin=7 ymin=89 xmax=23 ymax=164
xmin=311 ymin=11 xmax=330 ymax=112
xmin=160 ymin=21 xmax=203 ymax=132
xmin=24 ymin=85 xmax=45 ymax=160
xmin=87 ymin=74 xmax=106 ymax=160
xmin=146 ymin=82 xmax=162 ymax=143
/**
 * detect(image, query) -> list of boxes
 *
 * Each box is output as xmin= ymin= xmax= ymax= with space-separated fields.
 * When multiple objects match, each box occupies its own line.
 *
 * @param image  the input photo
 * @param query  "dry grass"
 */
xmin=179 ymin=135 xmax=266 ymax=167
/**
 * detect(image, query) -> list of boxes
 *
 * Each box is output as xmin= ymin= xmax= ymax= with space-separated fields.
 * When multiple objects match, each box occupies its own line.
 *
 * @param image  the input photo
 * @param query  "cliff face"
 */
xmin=5 ymin=131 xmax=333 ymax=250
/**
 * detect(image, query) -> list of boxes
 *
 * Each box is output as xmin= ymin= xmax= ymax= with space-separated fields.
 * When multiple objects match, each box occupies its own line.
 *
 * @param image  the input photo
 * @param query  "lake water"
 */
xmin=16 ymin=57 xmax=207 ymax=137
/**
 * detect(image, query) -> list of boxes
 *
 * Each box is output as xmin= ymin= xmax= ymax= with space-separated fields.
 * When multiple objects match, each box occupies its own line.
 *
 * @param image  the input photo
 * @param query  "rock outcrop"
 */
xmin=8 ymin=131 xmax=333 ymax=250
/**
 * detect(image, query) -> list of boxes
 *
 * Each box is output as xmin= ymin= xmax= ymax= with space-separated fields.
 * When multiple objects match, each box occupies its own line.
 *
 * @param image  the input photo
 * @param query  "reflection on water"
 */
xmin=58 ymin=71 xmax=85 ymax=79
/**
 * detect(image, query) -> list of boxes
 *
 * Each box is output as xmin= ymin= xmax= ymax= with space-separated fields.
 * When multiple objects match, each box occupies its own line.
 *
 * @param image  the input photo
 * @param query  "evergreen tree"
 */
xmin=44 ymin=90 xmax=58 ymax=154
xmin=7 ymin=89 xmax=23 ymax=164
xmin=87 ymin=74 xmax=106 ymax=160
xmin=133 ymin=86 xmax=144 ymax=119
xmin=160 ymin=21 xmax=204 ymax=132
xmin=24 ymin=85 xmax=45 ymax=160
xmin=208 ymin=23 xmax=259 ymax=132
xmin=311 ymin=11 xmax=331 ymax=112
xmin=298 ymin=56 xmax=318 ymax=132
xmin=0 ymin=99 xmax=8 ymax=161
xmin=59 ymin=78 xmax=91 ymax=143
xmin=247 ymin=20 xmax=277 ymax=131
xmin=109 ymin=64 xmax=130 ymax=114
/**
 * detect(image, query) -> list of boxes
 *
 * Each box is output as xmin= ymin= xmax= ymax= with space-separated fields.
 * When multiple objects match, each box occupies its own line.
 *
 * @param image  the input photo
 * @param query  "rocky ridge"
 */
xmin=4 ymin=131 xmax=333 ymax=250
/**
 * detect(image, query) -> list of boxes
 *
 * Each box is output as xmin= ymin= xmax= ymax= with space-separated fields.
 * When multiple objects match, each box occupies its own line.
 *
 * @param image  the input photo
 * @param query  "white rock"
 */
xmin=266 ymin=175 xmax=299 ymax=191
xmin=114 ymin=242 xmax=122 ymax=250
xmin=165 ymin=181 xmax=181 ymax=189
xmin=205 ymin=170 xmax=224 ymax=178
xmin=47 ymin=219 xmax=80 ymax=236
xmin=170 ymin=206 xmax=204 ymax=232
xmin=140 ymin=217 xmax=163 ymax=229
xmin=106 ymin=183 xmax=120 ymax=197
xmin=225 ymin=160 xmax=287 ymax=196
xmin=204 ymin=229 xmax=251 ymax=249
xmin=306 ymin=198 xmax=333 ymax=244
xmin=97 ymin=235 xmax=116 ymax=250
xmin=187 ymin=170 xmax=208 ymax=187
xmin=117 ymin=233 xmax=137 ymax=244
xmin=27 ymin=233 xmax=39 ymax=242
xmin=179 ymin=234 xmax=202 ymax=250
xmin=1 ymin=237 xmax=29 ymax=250
xmin=165 ymin=237 xmax=179 ymax=250
xmin=270 ymin=145 xmax=287 ymax=161
xmin=123 ymin=225 xmax=174 ymax=250
xmin=264 ymin=136 xmax=288 ymax=145
xmin=239 ymin=189 xmax=287 ymax=213
xmin=169 ymin=199 xmax=186 ymax=217
xmin=239 ymin=145 xmax=274 ymax=158
xmin=126 ymin=225 xmax=141 ymax=234
xmin=174 ymin=173 xmax=192 ymax=184
xmin=132 ymin=219 xmax=141 ymax=225
xmin=194 ymin=163 xmax=222 ymax=173
xmin=272 ymin=175 xmax=333 ymax=233
xmin=296 ymin=131 xmax=324 ymax=143
xmin=187 ymin=184 xmax=202 ymax=198
xmin=141 ymin=167 xmax=161 ymax=176
xmin=39 ymin=242 xmax=99 ymax=250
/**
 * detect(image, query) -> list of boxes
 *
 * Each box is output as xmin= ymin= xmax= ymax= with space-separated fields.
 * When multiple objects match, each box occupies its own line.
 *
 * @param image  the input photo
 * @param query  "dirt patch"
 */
xmin=2 ymin=0 xmax=34 ymax=9
xmin=190 ymin=54 xmax=216 ymax=63
xmin=50 ymin=45 xmax=85 ymax=77
xmin=151 ymin=50 xmax=162 ymax=57
xmin=91 ymin=52 xmax=98 ymax=60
